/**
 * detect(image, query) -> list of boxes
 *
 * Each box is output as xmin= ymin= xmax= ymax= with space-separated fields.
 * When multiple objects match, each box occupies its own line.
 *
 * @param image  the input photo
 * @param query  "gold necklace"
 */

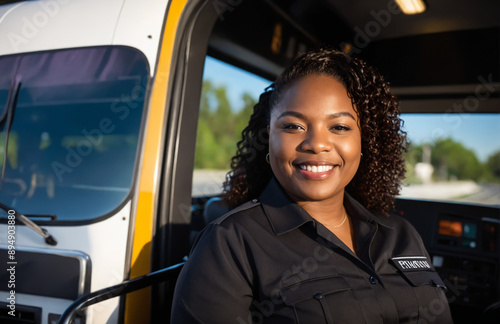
xmin=324 ymin=210 xmax=348 ymax=228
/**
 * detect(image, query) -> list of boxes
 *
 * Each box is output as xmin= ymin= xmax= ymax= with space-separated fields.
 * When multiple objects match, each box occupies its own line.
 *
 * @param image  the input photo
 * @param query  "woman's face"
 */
xmin=268 ymin=74 xmax=362 ymax=204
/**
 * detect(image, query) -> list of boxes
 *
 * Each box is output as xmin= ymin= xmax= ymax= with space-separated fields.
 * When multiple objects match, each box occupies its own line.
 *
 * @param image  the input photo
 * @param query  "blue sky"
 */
xmin=402 ymin=114 xmax=500 ymax=161
xmin=202 ymin=56 xmax=272 ymax=110
xmin=203 ymin=56 xmax=500 ymax=162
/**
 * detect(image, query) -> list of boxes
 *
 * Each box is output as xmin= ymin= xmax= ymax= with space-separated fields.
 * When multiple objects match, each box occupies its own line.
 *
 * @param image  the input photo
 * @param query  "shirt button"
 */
xmin=430 ymin=279 xmax=445 ymax=288
xmin=313 ymin=292 xmax=323 ymax=299
xmin=369 ymin=276 xmax=378 ymax=284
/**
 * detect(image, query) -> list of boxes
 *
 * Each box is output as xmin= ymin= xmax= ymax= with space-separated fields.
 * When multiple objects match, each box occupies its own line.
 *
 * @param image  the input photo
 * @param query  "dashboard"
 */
xmin=396 ymin=198 xmax=499 ymax=323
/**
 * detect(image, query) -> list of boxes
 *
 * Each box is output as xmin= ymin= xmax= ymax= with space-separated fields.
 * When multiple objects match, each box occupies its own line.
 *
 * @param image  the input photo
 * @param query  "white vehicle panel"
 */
xmin=0 ymin=0 xmax=171 ymax=75
xmin=0 ymin=201 xmax=133 ymax=323
xmin=113 ymin=0 xmax=171 ymax=72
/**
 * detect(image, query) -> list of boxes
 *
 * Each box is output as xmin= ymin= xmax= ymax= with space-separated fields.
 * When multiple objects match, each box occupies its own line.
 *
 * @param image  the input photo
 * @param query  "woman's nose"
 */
xmin=300 ymin=128 xmax=333 ymax=153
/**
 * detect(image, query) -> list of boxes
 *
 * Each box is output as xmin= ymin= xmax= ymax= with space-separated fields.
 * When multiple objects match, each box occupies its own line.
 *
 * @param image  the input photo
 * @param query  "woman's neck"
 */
xmin=296 ymin=192 xmax=346 ymax=226
xmin=297 ymin=192 xmax=356 ymax=253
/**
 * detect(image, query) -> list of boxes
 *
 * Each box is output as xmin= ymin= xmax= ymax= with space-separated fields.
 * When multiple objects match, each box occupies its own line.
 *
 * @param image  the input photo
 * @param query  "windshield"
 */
xmin=0 ymin=46 xmax=148 ymax=222
xmin=401 ymin=113 xmax=500 ymax=206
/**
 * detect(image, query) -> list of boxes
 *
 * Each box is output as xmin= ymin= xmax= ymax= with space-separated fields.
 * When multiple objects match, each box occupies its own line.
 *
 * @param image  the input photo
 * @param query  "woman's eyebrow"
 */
xmin=276 ymin=111 xmax=305 ymax=120
xmin=276 ymin=111 xmax=356 ymax=120
xmin=327 ymin=112 xmax=356 ymax=120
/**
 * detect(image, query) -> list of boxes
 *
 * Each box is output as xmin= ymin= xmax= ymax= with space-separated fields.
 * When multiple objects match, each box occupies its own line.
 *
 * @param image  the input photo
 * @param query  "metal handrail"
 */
xmin=58 ymin=262 xmax=185 ymax=324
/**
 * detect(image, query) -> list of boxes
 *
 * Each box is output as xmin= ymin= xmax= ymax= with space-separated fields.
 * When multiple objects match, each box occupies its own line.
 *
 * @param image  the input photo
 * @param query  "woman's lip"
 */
xmin=295 ymin=165 xmax=336 ymax=179
xmin=294 ymin=161 xmax=335 ymax=166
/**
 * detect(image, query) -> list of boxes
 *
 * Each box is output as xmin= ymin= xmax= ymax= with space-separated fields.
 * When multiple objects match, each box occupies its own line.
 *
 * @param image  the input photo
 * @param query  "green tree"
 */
xmin=212 ymin=86 xmax=235 ymax=140
xmin=235 ymin=93 xmax=256 ymax=137
xmin=403 ymin=138 xmax=498 ymax=183
xmin=194 ymin=80 xmax=258 ymax=170
xmin=403 ymin=142 xmax=423 ymax=183
xmin=431 ymin=138 xmax=483 ymax=181
xmin=485 ymin=150 xmax=500 ymax=182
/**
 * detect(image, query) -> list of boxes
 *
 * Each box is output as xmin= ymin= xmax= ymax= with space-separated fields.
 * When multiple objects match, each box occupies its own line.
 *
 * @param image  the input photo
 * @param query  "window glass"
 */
xmin=401 ymin=113 xmax=500 ymax=206
xmin=0 ymin=46 xmax=148 ymax=221
xmin=0 ymin=56 xmax=17 ymax=112
xmin=192 ymin=56 xmax=270 ymax=197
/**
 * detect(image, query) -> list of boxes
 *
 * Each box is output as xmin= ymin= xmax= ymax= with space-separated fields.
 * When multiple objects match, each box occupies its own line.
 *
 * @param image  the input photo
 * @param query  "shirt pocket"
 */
xmin=398 ymin=270 xmax=451 ymax=322
xmin=399 ymin=270 xmax=447 ymax=290
xmin=279 ymin=276 xmax=365 ymax=324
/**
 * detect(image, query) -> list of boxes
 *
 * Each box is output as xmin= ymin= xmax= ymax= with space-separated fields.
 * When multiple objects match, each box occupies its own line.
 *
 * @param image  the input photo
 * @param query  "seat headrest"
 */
xmin=202 ymin=197 xmax=230 ymax=225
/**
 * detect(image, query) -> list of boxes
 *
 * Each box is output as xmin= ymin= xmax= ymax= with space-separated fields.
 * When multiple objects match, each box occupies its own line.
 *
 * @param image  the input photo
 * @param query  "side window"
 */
xmin=401 ymin=113 xmax=500 ymax=206
xmin=192 ymin=56 xmax=270 ymax=198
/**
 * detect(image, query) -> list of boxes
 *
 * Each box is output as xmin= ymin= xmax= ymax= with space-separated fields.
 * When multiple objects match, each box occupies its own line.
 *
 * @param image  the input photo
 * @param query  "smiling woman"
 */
xmin=268 ymin=75 xmax=361 ymax=206
xmin=172 ymin=48 xmax=453 ymax=323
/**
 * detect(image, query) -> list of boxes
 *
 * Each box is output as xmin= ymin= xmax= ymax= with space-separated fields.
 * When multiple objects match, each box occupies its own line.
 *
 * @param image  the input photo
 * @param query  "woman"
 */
xmin=172 ymin=48 xmax=453 ymax=323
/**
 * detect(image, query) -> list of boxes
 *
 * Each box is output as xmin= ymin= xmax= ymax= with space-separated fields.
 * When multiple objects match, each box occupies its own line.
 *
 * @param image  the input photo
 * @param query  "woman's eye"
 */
xmin=331 ymin=125 xmax=351 ymax=132
xmin=283 ymin=124 xmax=304 ymax=131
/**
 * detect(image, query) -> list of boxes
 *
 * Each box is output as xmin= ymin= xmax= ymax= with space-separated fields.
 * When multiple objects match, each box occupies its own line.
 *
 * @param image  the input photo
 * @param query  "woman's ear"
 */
xmin=267 ymin=125 xmax=270 ymax=134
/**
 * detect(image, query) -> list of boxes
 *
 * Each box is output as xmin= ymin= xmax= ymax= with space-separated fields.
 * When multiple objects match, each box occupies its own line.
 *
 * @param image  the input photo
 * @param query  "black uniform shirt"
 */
xmin=171 ymin=179 xmax=453 ymax=323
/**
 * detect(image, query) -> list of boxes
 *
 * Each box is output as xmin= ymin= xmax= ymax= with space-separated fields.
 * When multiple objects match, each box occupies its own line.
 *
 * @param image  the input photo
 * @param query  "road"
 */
xmin=193 ymin=170 xmax=500 ymax=207
xmin=399 ymin=181 xmax=500 ymax=206
xmin=457 ymin=183 xmax=500 ymax=206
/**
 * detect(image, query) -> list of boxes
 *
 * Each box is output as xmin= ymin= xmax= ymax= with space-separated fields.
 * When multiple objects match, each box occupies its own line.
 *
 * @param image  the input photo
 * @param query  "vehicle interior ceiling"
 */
xmin=207 ymin=0 xmax=499 ymax=111
xmin=192 ymin=0 xmax=500 ymax=321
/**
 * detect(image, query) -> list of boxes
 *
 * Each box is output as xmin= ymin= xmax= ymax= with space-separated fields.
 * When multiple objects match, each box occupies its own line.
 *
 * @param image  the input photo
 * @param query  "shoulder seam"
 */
xmin=213 ymin=200 xmax=261 ymax=224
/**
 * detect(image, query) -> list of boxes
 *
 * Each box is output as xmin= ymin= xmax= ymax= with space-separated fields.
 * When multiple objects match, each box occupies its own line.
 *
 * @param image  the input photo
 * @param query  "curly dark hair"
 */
xmin=223 ymin=48 xmax=407 ymax=216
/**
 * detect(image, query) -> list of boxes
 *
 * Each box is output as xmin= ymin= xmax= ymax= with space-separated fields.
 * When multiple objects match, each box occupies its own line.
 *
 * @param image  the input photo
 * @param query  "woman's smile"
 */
xmin=295 ymin=161 xmax=337 ymax=179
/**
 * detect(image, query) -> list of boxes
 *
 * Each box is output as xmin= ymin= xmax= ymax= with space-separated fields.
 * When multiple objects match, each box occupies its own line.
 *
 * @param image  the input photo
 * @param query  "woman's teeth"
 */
xmin=299 ymin=165 xmax=334 ymax=173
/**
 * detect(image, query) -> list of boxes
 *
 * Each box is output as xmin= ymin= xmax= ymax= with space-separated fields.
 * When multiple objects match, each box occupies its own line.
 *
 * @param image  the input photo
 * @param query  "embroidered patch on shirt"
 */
xmin=390 ymin=256 xmax=431 ymax=272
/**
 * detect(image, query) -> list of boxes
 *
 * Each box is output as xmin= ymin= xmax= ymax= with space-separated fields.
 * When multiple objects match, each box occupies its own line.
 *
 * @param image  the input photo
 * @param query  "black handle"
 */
xmin=58 ymin=262 xmax=185 ymax=324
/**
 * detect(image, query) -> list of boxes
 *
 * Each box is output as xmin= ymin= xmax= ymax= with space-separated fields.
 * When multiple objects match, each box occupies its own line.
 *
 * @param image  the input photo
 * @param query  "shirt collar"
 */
xmin=344 ymin=193 xmax=394 ymax=229
xmin=259 ymin=178 xmax=394 ymax=235
xmin=260 ymin=178 xmax=314 ymax=235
